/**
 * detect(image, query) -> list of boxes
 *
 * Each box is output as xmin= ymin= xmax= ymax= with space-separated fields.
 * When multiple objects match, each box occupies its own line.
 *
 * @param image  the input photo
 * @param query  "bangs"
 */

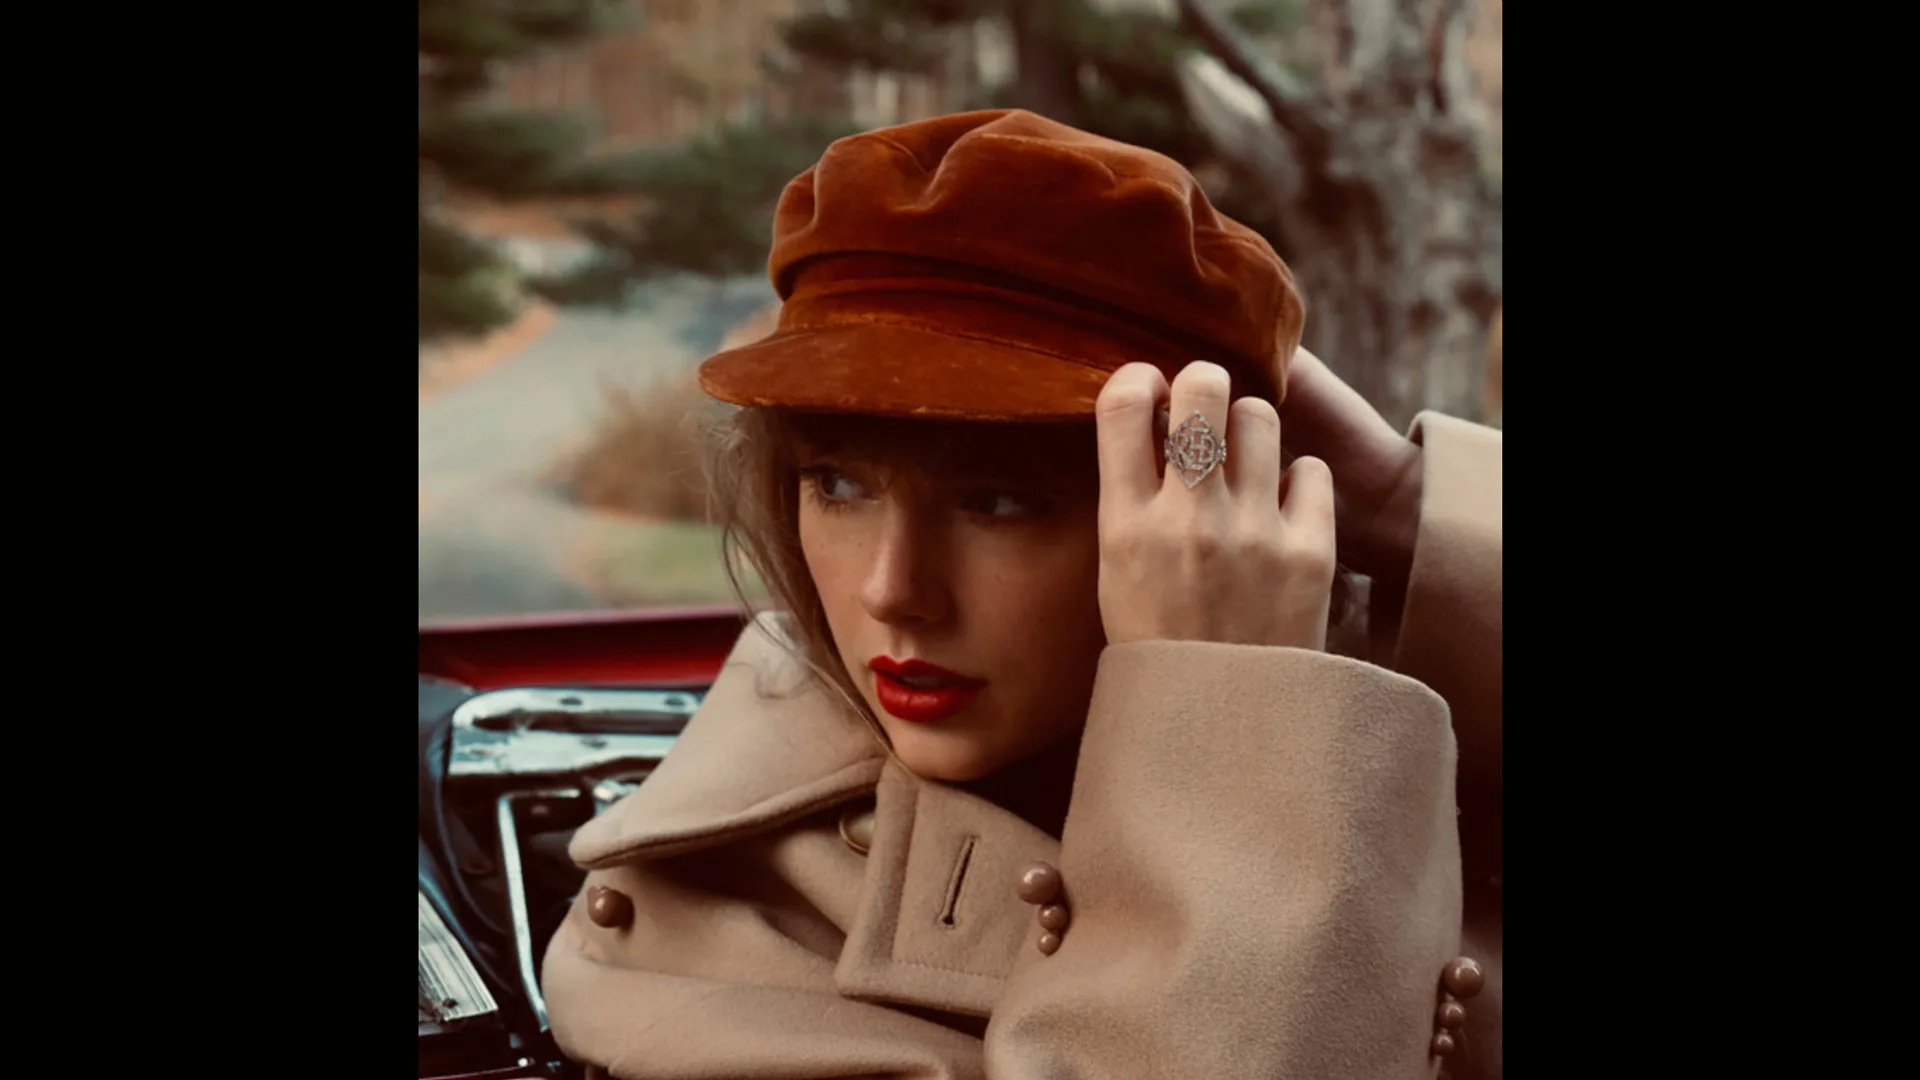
xmin=775 ymin=412 xmax=1099 ymax=491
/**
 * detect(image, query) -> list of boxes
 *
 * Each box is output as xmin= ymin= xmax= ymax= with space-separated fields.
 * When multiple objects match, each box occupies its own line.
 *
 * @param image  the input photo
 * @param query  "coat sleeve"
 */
xmin=982 ymin=644 xmax=1462 ymax=1078
xmin=1373 ymin=411 xmax=1501 ymax=859
xmin=545 ymin=920 xmax=990 ymax=1080
xmin=1387 ymin=412 xmax=1503 ymax=1076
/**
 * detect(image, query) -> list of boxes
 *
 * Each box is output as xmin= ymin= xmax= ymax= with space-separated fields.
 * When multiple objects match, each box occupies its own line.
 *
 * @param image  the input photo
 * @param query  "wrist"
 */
xmin=1345 ymin=446 xmax=1423 ymax=584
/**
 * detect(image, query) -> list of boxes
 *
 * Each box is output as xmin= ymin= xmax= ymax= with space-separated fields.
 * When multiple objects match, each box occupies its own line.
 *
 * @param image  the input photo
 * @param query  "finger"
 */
xmin=1284 ymin=345 xmax=1331 ymax=398
xmin=1278 ymin=344 xmax=1384 ymax=460
xmin=1096 ymin=363 xmax=1171 ymax=506
xmin=1226 ymin=396 xmax=1282 ymax=500
xmin=1162 ymin=361 xmax=1233 ymax=496
xmin=1277 ymin=454 xmax=1337 ymax=541
xmin=1277 ymin=345 xmax=1335 ymax=453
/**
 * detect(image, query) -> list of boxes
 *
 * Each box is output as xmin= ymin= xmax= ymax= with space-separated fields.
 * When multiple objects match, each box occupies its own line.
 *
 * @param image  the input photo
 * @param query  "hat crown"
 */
xmin=768 ymin=109 xmax=1302 ymax=395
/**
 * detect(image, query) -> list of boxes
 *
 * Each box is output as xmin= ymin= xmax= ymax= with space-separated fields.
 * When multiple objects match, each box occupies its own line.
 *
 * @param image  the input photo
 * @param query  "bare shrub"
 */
xmin=556 ymin=299 xmax=782 ymax=521
xmin=559 ymin=372 xmax=718 ymax=522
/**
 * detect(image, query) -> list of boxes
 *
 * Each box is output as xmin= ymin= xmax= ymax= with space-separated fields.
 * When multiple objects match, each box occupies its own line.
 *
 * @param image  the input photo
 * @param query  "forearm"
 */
xmin=1368 ymin=411 xmax=1503 ymax=898
xmin=1346 ymin=451 xmax=1423 ymax=587
xmin=985 ymin=643 xmax=1462 ymax=1078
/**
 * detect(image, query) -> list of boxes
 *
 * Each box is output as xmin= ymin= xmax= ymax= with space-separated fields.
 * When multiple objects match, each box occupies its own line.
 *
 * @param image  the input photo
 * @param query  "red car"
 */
xmin=417 ymin=605 xmax=750 ymax=1080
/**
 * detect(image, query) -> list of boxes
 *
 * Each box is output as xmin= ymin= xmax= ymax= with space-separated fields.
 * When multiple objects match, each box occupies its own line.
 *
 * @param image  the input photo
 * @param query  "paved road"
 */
xmin=419 ymin=274 xmax=773 ymax=620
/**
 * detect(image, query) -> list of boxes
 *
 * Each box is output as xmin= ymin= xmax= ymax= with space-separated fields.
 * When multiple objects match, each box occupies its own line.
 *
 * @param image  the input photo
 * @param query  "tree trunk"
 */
xmin=1177 ymin=0 xmax=1501 ymax=432
xmin=1006 ymin=3 xmax=1085 ymax=125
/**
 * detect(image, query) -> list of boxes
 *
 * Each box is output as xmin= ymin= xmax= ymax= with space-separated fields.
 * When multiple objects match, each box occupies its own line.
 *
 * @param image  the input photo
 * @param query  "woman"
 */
xmin=542 ymin=109 xmax=1502 ymax=1079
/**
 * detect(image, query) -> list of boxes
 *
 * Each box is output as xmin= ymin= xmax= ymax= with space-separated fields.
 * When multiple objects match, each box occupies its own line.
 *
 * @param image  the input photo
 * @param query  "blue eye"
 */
xmin=802 ymin=467 xmax=871 ymax=506
xmin=821 ymin=471 xmax=865 ymax=500
xmin=963 ymin=491 xmax=1044 ymax=519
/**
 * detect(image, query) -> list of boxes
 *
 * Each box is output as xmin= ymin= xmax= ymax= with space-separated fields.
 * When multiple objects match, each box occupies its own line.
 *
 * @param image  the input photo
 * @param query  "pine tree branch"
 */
xmin=419 ymin=106 xmax=598 ymax=198
xmin=1175 ymin=0 xmax=1330 ymax=163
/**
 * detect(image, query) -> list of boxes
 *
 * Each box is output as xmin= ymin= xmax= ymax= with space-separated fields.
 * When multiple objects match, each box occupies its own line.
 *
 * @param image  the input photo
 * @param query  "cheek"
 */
xmin=964 ymin=524 xmax=1105 ymax=661
xmin=798 ymin=506 xmax=860 ymax=623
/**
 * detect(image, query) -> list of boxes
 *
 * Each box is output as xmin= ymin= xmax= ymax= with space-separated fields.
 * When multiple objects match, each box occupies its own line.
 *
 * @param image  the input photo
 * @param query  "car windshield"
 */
xmin=417 ymin=0 xmax=1502 ymax=625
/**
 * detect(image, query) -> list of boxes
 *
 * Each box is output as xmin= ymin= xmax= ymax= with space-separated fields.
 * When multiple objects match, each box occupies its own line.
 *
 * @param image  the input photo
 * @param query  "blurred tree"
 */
xmin=544 ymin=0 xmax=1292 ymax=301
xmin=418 ymin=0 xmax=629 ymax=342
xmin=532 ymin=113 xmax=862 ymax=304
xmin=1168 ymin=0 xmax=1501 ymax=426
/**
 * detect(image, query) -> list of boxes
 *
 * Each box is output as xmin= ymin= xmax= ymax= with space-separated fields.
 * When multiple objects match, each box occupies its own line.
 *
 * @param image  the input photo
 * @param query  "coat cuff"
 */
xmin=984 ymin=643 xmax=1461 ymax=1079
xmin=1383 ymin=411 xmax=1501 ymax=863
xmin=1395 ymin=412 xmax=1502 ymax=673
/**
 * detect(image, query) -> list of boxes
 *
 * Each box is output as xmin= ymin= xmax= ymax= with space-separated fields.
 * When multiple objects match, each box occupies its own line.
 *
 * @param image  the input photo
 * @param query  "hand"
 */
xmin=1095 ymin=362 xmax=1336 ymax=650
xmin=1277 ymin=347 xmax=1424 ymax=583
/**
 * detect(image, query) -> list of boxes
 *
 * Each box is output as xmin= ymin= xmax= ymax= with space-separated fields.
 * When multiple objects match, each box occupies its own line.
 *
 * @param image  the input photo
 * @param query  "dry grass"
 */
xmin=556 ymin=299 xmax=781 ymax=522
xmin=556 ymin=371 xmax=770 ymax=607
xmin=554 ymin=301 xmax=785 ymax=604
xmin=558 ymin=371 xmax=720 ymax=522
xmin=583 ymin=517 xmax=768 ymax=606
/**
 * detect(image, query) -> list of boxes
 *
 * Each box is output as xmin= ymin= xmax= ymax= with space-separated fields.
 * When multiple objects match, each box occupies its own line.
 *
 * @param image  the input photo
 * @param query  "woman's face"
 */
xmin=795 ymin=424 xmax=1108 ymax=783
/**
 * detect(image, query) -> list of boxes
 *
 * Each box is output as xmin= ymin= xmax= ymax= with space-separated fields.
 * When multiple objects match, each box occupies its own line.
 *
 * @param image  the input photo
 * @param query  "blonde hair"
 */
xmin=702 ymin=404 xmax=1358 ymax=737
xmin=706 ymin=405 xmax=868 ymax=724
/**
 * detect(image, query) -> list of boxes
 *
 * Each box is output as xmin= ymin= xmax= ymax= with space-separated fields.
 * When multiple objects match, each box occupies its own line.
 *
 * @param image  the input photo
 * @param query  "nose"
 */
xmin=858 ymin=504 xmax=953 ymax=628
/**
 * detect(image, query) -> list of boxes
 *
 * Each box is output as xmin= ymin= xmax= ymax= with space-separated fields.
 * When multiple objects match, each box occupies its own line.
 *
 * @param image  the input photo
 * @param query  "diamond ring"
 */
xmin=1164 ymin=410 xmax=1226 ymax=489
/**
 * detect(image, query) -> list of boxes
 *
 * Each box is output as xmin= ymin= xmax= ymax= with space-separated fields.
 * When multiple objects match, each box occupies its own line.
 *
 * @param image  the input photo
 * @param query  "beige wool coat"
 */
xmin=542 ymin=413 xmax=1503 ymax=1079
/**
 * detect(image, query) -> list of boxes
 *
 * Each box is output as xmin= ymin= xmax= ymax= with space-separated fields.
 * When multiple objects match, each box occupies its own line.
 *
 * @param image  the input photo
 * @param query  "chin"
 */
xmin=886 ymin=732 xmax=1007 ymax=784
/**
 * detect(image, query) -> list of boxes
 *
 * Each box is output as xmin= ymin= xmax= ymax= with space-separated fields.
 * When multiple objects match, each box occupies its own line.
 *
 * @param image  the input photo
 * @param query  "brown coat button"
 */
xmin=1037 ymin=931 xmax=1062 ymax=955
xmin=1037 ymin=903 xmax=1070 ymax=932
xmin=586 ymin=885 xmax=633 ymax=929
xmin=1431 ymin=1031 xmax=1457 ymax=1056
xmin=1436 ymin=1000 xmax=1467 ymax=1029
xmin=838 ymin=803 xmax=875 ymax=856
xmin=1016 ymin=862 xmax=1062 ymax=905
xmin=1442 ymin=957 xmax=1485 ymax=999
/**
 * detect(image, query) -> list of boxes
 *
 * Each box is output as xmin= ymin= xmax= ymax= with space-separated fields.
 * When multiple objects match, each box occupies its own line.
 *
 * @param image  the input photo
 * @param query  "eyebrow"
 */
xmin=791 ymin=426 xmax=1094 ymax=489
xmin=798 ymin=451 xmax=1080 ymax=495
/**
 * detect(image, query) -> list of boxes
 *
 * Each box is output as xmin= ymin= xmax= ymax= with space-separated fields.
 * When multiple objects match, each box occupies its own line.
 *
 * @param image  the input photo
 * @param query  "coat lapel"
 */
xmin=837 ymin=761 xmax=1061 ymax=1018
xmin=566 ymin=612 xmax=1061 ymax=1019
xmin=569 ymin=613 xmax=886 ymax=868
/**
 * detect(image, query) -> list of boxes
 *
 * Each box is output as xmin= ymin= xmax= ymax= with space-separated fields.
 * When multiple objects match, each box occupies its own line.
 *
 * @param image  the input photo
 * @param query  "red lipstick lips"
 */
xmin=867 ymin=657 xmax=986 ymax=723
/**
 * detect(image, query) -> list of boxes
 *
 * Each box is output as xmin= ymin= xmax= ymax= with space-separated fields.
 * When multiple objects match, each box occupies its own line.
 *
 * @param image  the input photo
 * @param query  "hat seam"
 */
xmin=860 ymin=130 xmax=1275 ymax=265
xmin=781 ymin=254 xmax=1258 ymax=374
xmin=777 ymin=311 xmax=1179 ymax=376
xmin=865 ymin=133 xmax=936 ymax=178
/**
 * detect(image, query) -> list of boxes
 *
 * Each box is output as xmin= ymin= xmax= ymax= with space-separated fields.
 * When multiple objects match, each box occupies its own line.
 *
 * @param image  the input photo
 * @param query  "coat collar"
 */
xmin=569 ymin=613 xmax=887 ymax=868
xmin=567 ymin=612 xmax=1063 ymax=1018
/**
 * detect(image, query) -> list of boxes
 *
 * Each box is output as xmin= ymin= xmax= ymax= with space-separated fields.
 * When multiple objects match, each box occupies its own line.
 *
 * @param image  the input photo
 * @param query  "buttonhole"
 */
xmin=940 ymin=836 xmax=977 ymax=928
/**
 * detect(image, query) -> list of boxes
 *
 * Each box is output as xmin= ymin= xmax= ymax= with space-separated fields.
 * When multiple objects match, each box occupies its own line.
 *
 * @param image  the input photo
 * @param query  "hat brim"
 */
xmin=698 ymin=322 xmax=1115 ymax=423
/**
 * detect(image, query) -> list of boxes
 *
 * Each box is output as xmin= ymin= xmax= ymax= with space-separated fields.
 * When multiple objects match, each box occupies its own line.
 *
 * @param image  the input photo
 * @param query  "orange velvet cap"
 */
xmin=698 ymin=109 xmax=1304 ymax=422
